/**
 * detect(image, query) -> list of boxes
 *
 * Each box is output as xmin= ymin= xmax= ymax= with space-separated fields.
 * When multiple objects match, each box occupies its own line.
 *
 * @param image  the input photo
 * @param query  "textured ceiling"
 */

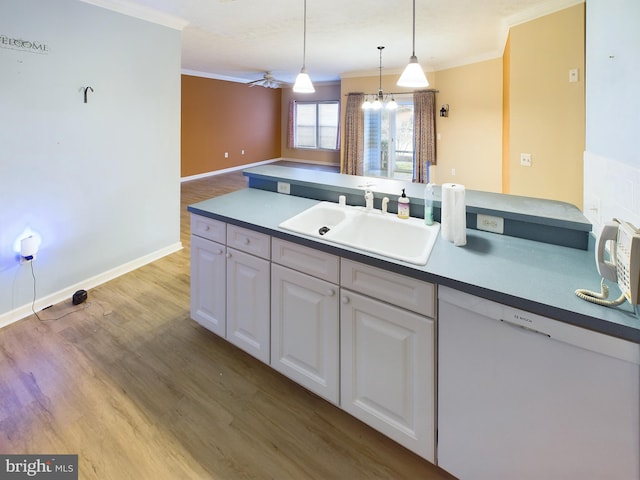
xmin=82 ymin=0 xmax=584 ymax=85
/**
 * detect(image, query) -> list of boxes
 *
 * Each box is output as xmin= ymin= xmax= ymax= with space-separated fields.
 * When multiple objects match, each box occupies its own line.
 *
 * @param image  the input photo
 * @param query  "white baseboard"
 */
xmin=0 ymin=242 xmax=183 ymax=330
xmin=181 ymin=158 xmax=281 ymax=182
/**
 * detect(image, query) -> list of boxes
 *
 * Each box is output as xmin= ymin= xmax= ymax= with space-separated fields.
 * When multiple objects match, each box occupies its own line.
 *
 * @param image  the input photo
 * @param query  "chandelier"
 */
xmin=362 ymin=46 xmax=398 ymax=111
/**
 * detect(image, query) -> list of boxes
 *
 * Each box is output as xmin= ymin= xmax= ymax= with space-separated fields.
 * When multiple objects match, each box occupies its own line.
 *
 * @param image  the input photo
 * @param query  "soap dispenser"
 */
xmin=397 ymin=188 xmax=410 ymax=219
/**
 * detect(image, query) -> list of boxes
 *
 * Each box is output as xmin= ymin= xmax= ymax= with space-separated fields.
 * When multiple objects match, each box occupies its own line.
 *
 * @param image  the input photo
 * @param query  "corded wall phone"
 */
xmin=576 ymin=218 xmax=640 ymax=312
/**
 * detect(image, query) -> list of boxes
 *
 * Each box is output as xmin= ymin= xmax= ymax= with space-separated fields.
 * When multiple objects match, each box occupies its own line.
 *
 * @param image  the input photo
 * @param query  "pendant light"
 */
xmin=293 ymin=0 xmax=315 ymax=93
xmin=397 ymin=0 xmax=429 ymax=88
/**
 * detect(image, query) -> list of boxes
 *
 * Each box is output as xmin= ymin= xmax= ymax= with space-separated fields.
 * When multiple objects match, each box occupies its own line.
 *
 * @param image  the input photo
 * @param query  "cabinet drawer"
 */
xmin=272 ymin=238 xmax=340 ymax=283
xmin=227 ymin=224 xmax=271 ymax=259
xmin=341 ymin=259 xmax=435 ymax=317
xmin=191 ymin=214 xmax=226 ymax=243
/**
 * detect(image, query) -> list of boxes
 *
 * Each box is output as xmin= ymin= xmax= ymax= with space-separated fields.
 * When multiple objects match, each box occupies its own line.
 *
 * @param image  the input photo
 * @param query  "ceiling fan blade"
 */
xmin=246 ymin=72 xmax=290 ymax=88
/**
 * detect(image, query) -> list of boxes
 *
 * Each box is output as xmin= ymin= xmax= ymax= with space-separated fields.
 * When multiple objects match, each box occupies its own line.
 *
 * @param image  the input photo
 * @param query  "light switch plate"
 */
xmin=569 ymin=68 xmax=579 ymax=83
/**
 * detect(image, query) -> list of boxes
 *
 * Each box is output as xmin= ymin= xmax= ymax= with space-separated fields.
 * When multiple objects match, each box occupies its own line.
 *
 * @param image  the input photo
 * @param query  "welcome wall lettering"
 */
xmin=0 ymin=35 xmax=49 ymax=54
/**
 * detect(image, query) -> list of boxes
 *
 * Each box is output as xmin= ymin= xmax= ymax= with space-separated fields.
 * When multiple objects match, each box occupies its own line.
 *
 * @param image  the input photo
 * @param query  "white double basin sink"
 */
xmin=278 ymin=201 xmax=440 ymax=265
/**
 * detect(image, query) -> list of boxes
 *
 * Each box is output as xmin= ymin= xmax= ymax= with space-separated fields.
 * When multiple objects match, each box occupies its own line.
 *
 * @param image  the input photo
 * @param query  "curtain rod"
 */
xmin=344 ymin=89 xmax=439 ymax=96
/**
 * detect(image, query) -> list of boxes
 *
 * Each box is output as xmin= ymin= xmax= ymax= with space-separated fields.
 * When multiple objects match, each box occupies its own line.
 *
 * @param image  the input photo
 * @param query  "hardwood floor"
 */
xmin=0 ymin=164 xmax=456 ymax=480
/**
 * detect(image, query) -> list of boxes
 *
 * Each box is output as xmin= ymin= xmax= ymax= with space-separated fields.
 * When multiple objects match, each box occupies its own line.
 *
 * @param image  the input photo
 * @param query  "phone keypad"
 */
xmin=616 ymin=223 xmax=638 ymax=303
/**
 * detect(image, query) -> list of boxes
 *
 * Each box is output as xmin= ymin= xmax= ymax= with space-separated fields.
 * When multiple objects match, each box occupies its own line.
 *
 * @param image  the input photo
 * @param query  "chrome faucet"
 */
xmin=364 ymin=190 xmax=374 ymax=211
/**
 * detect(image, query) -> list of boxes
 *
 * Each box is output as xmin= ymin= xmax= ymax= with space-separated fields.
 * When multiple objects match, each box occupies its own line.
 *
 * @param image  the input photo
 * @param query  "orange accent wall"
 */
xmin=181 ymin=75 xmax=281 ymax=178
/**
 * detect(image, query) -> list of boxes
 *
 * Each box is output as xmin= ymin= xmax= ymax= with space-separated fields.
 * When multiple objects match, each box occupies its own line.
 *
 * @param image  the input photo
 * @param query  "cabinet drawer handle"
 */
xmin=226 ymin=252 xmax=231 ymax=258
xmin=341 ymin=296 xmax=350 ymax=304
xmin=216 ymin=249 xmax=224 ymax=255
xmin=327 ymin=288 xmax=335 ymax=296
xmin=243 ymin=237 xmax=250 ymax=245
xmin=204 ymin=225 xmax=211 ymax=231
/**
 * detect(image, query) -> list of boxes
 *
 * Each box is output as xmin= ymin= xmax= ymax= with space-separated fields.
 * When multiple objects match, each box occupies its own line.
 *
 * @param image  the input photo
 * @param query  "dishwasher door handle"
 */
xmin=500 ymin=318 xmax=551 ymax=338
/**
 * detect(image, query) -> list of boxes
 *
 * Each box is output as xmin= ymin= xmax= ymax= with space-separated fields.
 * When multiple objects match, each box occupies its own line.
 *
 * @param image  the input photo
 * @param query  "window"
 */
xmin=294 ymin=101 xmax=340 ymax=150
xmin=363 ymin=101 xmax=414 ymax=180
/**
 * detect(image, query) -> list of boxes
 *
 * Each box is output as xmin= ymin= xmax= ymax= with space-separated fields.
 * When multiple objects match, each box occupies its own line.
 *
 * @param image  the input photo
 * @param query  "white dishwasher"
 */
xmin=437 ymin=286 xmax=640 ymax=480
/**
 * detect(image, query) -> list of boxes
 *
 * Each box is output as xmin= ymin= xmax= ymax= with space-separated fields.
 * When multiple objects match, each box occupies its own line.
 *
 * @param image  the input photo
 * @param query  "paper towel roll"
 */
xmin=441 ymin=183 xmax=467 ymax=246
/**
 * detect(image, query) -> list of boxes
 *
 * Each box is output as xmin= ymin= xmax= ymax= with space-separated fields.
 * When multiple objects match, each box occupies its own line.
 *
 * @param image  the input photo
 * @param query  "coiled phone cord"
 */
xmin=575 ymin=277 xmax=627 ymax=307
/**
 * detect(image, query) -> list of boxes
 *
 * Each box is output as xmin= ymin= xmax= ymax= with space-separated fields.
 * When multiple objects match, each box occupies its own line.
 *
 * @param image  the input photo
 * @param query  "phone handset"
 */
xmin=596 ymin=221 xmax=620 ymax=282
xmin=576 ymin=219 xmax=628 ymax=308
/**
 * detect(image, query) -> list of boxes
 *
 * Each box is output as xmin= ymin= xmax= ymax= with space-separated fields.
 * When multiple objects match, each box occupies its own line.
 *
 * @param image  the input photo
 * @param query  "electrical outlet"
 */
xmin=224 ymin=152 xmax=229 ymax=158
xmin=277 ymin=182 xmax=290 ymax=195
xmin=520 ymin=153 xmax=532 ymax=167
xmin=477 ymin=214 xmax=504 ymax=234
xmin=569 ymin=68 xmax=579 ymax=83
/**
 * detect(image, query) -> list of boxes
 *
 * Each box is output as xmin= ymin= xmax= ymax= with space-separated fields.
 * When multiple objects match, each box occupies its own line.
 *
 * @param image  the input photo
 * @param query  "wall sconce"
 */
xmin=440 ymin=104 xmax=449 ymax=117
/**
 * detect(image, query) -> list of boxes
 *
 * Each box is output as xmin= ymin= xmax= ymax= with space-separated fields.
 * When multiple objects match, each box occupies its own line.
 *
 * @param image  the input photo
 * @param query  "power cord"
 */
xmin=28 ymin=261 xmax=106 ymax=322
xmin=29 ymin=260 xmax=43 ymax=321
xmin=575 ymin=277 xmax=627 ymax=307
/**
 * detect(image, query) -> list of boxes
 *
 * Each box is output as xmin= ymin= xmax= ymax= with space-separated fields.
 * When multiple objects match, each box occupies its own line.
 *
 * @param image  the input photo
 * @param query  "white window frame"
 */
xmin=294 ymin=101 xmax=340 ymax=151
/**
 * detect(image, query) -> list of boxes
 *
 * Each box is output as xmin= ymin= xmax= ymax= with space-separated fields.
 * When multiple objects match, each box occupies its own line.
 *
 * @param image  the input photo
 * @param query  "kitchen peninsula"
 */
xmin=191 ymin=165 xmax=638 ymax=341
xmin=188 ymin=165 xmax=639 ymax=479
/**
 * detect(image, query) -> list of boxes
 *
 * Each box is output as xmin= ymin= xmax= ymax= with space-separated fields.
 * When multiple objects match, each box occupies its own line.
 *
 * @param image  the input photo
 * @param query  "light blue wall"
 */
xmin=0 ymin=0 xmax=182 ymax=322
xmin=585 ymin=0 xmax=640 ymax=165
xmin=583 ymin=0 xmax=640 ymax=232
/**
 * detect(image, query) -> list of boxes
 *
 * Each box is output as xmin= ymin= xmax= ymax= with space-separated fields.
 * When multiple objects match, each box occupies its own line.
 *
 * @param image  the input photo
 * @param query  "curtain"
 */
xmin=341 ymin=93 xmax=365 ymax=175
xmin=413 ymin=90 xmax=436 ymax=183
xmin=287 ymin=100 xmax=295 ymax=149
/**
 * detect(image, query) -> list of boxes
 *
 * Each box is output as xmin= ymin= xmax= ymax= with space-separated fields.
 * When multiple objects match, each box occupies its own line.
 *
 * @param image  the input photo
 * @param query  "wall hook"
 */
xmin=83 ymin=86 xmax=94 ymax=103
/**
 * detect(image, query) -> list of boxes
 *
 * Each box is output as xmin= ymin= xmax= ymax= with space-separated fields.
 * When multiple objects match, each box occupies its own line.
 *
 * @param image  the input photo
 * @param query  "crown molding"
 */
xmin=503 ymin=0 xmax=585 ymax=28
xmin=77 ymin=0 xmax=189 ymax=30
xmin=181 ymin=69 xmax=251 ymax=84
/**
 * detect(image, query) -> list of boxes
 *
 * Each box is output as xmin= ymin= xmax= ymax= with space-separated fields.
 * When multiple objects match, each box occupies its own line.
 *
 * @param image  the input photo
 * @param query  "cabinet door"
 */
xmin=226 ymin=248 xmax=270 ymax=363
xmin=341 ymin=289 xmax=435 ymax=462
xmin=190 ymin=235 xmax=226 ymax=337
xmin=271 ymin=264 xmax=339 ymax=404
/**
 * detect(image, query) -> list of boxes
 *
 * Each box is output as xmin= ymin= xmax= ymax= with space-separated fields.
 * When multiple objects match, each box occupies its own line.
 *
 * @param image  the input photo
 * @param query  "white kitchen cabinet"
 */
xmin=226 ymin=247 xmax=270 ymax=364
xmin=224 ymin=225 xmax=271 ymax=363
xmin=438 ymin=286 xmax=640 ymax=480
xmin=270 ymin=238 xmax=340 ymax=403
xmin=191 ymin=216 xmax=437 ymax=461
xmin=190 ymin=221 xmax=226 ymax=337
xmin=271 ymin=263 xmax=339 ymax=403
xmin=341 ymin=258 xmax=435 ymax=317
xmin=191 ymin=215 xmax=271 ymax=363
xmin=340 ymin=262 xmax=435 ymax=462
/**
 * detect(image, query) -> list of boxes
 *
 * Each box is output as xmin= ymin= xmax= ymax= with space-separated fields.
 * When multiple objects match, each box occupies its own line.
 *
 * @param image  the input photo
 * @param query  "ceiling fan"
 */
xmin=246 ymin=71 xmax=289 ymax=89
